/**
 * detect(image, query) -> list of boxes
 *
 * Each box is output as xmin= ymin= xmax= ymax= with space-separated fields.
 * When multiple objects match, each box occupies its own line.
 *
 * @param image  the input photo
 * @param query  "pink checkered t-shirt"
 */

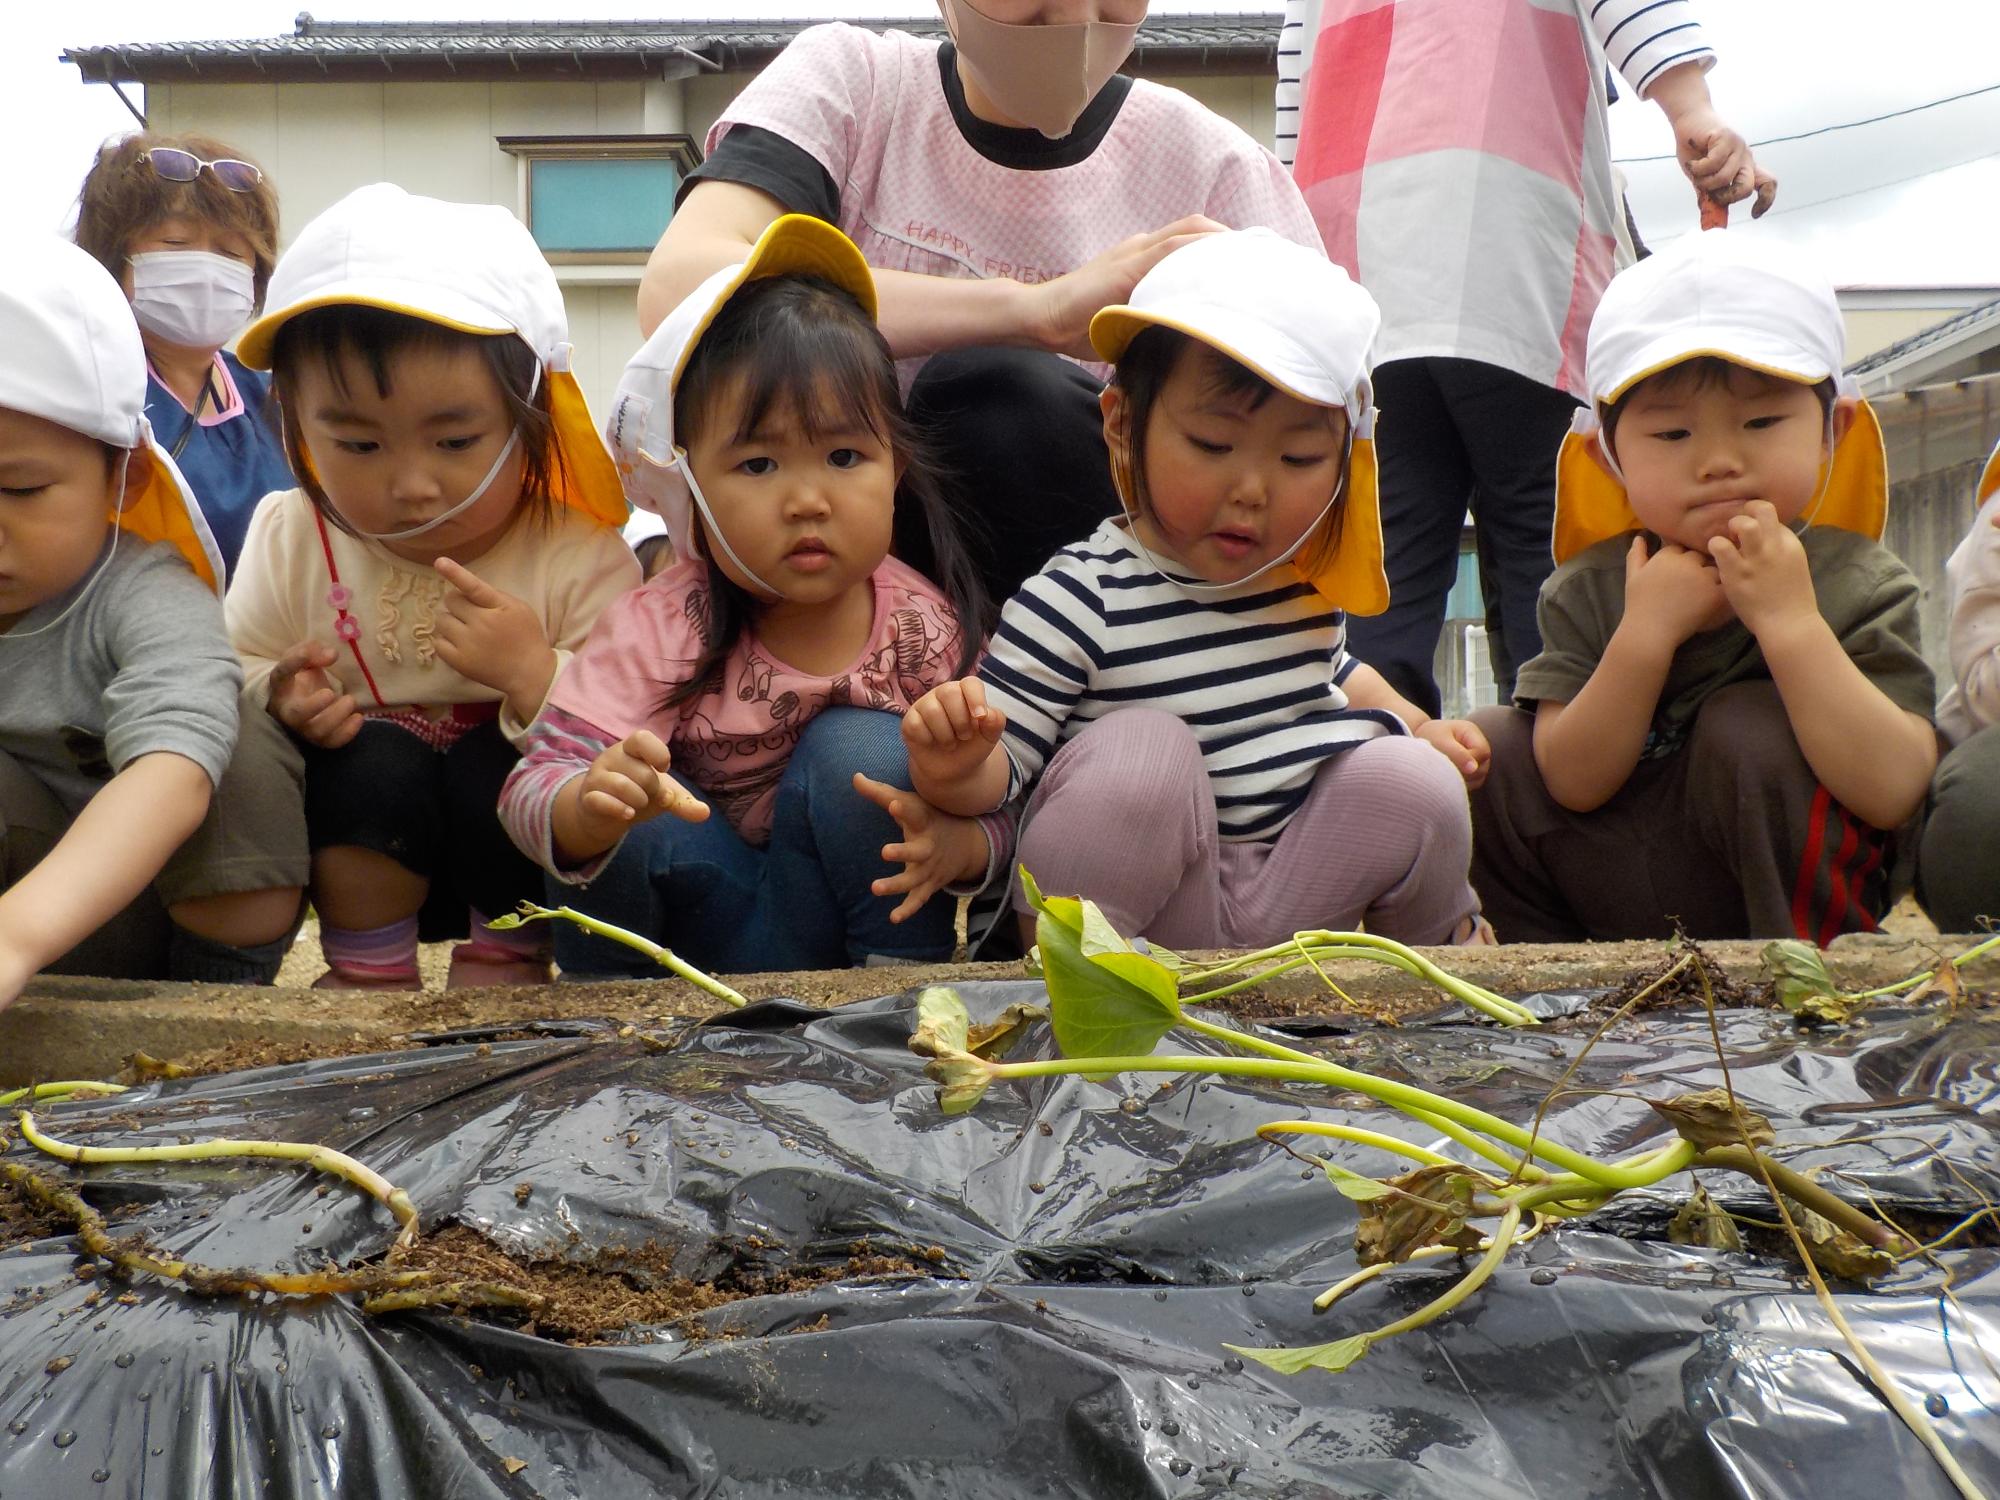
xmin=708 ymin=22 xmax=1325 ymax=382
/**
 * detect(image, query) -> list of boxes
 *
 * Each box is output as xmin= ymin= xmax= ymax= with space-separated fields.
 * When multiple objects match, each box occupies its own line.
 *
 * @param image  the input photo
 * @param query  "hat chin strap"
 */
xmin=1119 ymin=429 xmax=1351 ymax=597
xmin=671 ymin=453 xmax=785 ymax=600
xmin=351 ymin=364 xmax=541 ymax=544
xmin=1584 ymin=403 xmax=1837 ymax=537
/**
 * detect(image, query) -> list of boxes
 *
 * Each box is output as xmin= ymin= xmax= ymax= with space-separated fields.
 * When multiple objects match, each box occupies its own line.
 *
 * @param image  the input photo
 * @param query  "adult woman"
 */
xmin=640 ymin=0 xmax=1323 ymax=611
xmin=74 ymin=132 xmax=291 ymax=577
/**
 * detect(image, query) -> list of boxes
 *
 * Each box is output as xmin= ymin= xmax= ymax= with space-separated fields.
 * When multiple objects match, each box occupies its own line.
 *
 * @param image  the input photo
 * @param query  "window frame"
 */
xmin=498 ymin=134 xmax=702 ymax=265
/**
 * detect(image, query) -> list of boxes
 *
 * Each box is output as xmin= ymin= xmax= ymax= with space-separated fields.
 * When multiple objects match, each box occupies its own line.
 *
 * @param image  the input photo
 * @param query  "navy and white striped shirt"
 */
xmin=979 ymin=520 xmax=1405 ymax=844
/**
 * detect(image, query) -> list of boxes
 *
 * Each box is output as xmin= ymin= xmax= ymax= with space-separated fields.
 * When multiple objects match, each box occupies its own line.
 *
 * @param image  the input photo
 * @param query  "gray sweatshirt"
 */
xmin=0 ymin=535 xmax=239 ymax=813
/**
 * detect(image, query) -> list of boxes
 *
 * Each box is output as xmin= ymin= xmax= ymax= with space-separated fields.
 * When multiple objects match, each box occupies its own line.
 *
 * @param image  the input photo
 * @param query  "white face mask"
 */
xmin=939 ymin=0 xmax=1141 ymax=140
xmin=127 ymin=250 xmax=256 ymax=351
xmin=349 ymin=363 xmax=542 ymax=543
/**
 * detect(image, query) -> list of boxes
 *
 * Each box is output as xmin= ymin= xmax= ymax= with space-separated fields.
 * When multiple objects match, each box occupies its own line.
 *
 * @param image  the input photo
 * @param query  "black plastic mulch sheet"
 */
xmin=2 ymin=983 xmax=1999 ymax=1499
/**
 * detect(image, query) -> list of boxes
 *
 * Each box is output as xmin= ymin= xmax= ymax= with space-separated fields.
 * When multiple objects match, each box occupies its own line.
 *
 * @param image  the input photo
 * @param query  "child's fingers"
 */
xmin=432 ymin=556 xmax=504 ymax=607
xmin=854 ymin=773 xmax=931 ymax=831
xmin=900 ymin=704 xmax=938 ymax=749
xmin=975 ymin=702 xmax=1007 ymax=743
xmin=625 ymin=729 xmax=674 ymax=772
xmin=271 ymin=640 xmax=333 ymax=683
xmin=302 ymin=693 xmax=359 ymax=743
xmin=660 ymin=781 xmax=710 ymax=823
xmin=1625 ymin=535 xmax=1649 ymax=584
xmin=580 ymin=786 xmax=638 ymax=824
xmin=318 ymin=710 xmax=365 ymax=751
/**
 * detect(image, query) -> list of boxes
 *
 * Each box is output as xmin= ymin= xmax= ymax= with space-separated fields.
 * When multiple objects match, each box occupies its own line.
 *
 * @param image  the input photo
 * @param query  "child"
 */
xmin=499 ymin=215 xmax=988 ymax=975
xmin=227 ymin=184 xmax=641 ymax=989
xmin=1469 ymin=233 xmax=1937 ymax=943
xmin=1917 ymin=442 xmax=2000 ymax=931
xmin=901 ymin=229 xmax=1491 ymax=952
xmin=0 ymin=237 xmax=306 ymax=1011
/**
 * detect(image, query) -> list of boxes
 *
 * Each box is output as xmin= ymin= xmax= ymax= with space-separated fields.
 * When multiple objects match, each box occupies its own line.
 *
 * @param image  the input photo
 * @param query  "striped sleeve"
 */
xmin=1274 ymin=0 xmax=1315 ymax=168
xmin=1588 ymin=0 xmax=1715 ymax=97
xmin=499 ymin=705 xmax=618 ymax=883
xmin=978 ymin=557 xmax=1103 ymax=796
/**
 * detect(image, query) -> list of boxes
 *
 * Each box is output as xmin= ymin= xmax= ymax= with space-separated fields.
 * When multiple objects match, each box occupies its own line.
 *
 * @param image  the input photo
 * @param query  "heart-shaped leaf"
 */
xmin=1321 ymin=1162 xmax=1394 ymax=1202
xmin=1224 ymin=1334 xmax=1373 ymax=1376
xmin=1020 ymin=868 xmax=1181 ymax=1062
xmin=1761 ymin=939 xmax=1855 ymax=1025
xmin=909 ymin=987 xmax=970 ymax=1059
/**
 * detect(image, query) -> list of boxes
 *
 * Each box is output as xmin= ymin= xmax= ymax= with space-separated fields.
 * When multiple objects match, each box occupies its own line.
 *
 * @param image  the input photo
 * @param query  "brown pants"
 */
xmin=1469 ymin=682 xmax=1903 ymax=944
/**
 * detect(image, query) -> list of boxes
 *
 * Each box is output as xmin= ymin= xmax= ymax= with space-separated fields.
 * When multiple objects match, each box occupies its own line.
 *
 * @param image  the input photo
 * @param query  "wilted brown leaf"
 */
xmin=1353 ymin=1166 xmax=1487 ymax=1266
xmin=964 ymin=1002 xmax=1049 ymax=1061
xmin=1647 ymin=1089 xmax=1775 ymax=1151
xmin=1789 ymin=1208 xmax=1895 ymax=1282
xmin=1667 ymin=1186 xmax=1744 ymax=1252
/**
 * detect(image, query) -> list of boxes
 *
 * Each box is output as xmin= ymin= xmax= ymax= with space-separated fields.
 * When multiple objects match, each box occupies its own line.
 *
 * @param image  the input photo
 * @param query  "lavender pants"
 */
xmin=1012 ymin=709 xmax=1480 ymax=948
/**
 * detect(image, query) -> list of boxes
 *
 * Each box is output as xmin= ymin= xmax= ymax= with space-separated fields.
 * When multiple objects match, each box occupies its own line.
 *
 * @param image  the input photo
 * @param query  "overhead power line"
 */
xmin=1614 ymin=80 xmax=2000 ymax=163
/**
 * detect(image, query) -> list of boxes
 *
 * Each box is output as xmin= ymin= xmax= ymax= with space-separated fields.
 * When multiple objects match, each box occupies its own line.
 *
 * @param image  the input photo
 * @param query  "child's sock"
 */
xmin=167 ymin=926 xmax=295 ymax=986
xmin=455 ymin=908 xmax=551 ymax=964
xmin=319 ymin=916 xmax=421 ymax=981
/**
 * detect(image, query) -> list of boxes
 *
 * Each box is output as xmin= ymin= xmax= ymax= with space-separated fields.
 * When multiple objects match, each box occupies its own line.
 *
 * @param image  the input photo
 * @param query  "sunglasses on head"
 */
xmin=138 ymin=148 xmax=263 ymax=193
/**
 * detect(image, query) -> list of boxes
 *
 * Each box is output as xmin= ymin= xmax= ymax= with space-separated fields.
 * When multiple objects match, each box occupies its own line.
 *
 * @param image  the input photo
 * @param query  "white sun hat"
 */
xmin=0 ymin=236 xmax=223 ymax=590
xmin=1087 ymin=228 xmax=1390 ymax=614
xmin=237 ymin=182 xmax=626 ymax=529
xmin=603 ymin=213 xmax=877 ymax=582
xmin=1555 ymin=231 xmax=1887 ymax=563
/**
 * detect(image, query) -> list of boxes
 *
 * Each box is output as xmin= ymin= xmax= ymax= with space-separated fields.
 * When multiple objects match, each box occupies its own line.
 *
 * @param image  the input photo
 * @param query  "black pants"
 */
xmin=897 ymin=347 xmax=1120 ymax=617
xmin=1344 ymin=357 xmax=1582 ymax=717
xmin=303 ymin=718 xmax=541 ymax=940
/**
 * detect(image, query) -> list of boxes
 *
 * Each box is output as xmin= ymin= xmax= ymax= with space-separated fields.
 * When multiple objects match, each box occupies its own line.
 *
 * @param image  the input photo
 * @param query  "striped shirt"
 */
xmin=979 ymin=520 xmax=1405 ymax=844
xmin=1276 ymin=0 xmax=1715 ymax=396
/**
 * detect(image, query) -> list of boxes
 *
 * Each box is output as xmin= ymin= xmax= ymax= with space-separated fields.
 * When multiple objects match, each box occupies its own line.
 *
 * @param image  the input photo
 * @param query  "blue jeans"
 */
xmin=553 ymin=708 xmax=954 ymax=975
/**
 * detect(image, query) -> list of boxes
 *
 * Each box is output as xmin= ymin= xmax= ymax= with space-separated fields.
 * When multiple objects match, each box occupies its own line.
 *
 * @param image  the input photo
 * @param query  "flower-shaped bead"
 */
xmin=334 ymin=616 xmax=361 ymax=642
xmin=327 ymin=584 xmax=353 ymax=609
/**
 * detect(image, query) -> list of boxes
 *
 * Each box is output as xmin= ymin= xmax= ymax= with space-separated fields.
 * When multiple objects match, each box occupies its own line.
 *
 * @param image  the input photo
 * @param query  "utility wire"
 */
xmin=1615 ymin=80 xmax=2000 ymax=163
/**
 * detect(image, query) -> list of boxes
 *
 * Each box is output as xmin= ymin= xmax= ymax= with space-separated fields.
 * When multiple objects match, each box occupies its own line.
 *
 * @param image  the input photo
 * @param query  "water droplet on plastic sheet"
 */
xmin=113 ymin=1353 xmax=134 ymax=1369
xmin=1529 ymin=1269 xmax=1558 ymax=1286
xmin=1153 ymin=1290 xmax=1168 ymax=1302
xmin=1185 ymin=1377 xmax=1200 ymax=1390
xmin=1167 ymin=1458 xmax=1192 ymax=1477
xmin=7 ymin=1419 xmax=27 ymax=1436
xmin=51 ymin=1430 xmax=76 ymax=1449
xmin=200 ymin=1361 xmax=215 ymax=1373
xmin=1712 ymin=1273 xmax=1736 ymax=1289
xmin=1422 ymin=1369 xmax=1438 ymax=1384
xmin=91 ymin=1470 xmax=110 ymax=1484
xmin=1241 ymin=1285 xmax=1256 ymax=1297
xmin=1161 ymin=1420 xmax=1181 ymax=1437
xmin=319 ymin=1422 xmax=342 ymax=1440
xmin=1926 ymin=1394 xmax=1949 ymax=1417
xmin=1138 ymin=1418 xmax=1151 ymax=1431
xmin=1028 ymin=1181 xmax=1045 ymax=1194
xmin=1700 ymin=1310 xmax=1717 ymax=1325
xmin=1223 ymin=1357 xmax=1244 ymax=1375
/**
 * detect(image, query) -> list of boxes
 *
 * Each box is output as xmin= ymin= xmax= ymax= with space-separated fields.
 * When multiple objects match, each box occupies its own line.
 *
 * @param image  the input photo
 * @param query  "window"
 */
xmin=499 ymin=136 xmax=701 ymax=263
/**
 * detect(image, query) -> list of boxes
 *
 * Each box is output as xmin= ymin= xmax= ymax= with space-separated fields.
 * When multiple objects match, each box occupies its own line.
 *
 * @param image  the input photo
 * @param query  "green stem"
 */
xmin=502 ymin=903 xmax=747 ymax=1006
xmin=1174 ymin=932 xmax=1536 ymax=1027
xmin=988 ymin=1052 xmax=1650 ymax=1188
xmin=1257 ymin=1120 xmax=1458 ymax=1171
xmin=0 ymin=1081 xmax=126 ymax=1108
xmin=1695 ymin=1144 xmax=1906 ymax=1252
xmin=1846 ymin=931 xmax=2000 ymax=1001
xmin=1368 ymin=1204 xmax=1525 ymax=1342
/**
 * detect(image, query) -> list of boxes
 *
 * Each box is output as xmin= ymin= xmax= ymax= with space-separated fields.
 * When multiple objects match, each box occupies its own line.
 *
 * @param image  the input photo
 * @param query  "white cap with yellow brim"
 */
xmin=603 ymin=214 xmax=877 ymax=585
xmin=0 ymin=236 xmax=224 ymax=592
xmin=1554 ymin=231 xmax=1887 ymax=565
xmin=1087 ymin=228 xmax=1390 ymax=614
xmin=237 ymin=182 xmax=627 ymax=532
xmin=1980 ymin=439 xmax=2000 ymax=509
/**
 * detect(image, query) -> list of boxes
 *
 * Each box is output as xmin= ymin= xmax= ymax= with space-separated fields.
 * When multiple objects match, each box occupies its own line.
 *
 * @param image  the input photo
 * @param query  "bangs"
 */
xmin=274 ymin=305 xmax=492 ymax=402
xmin=676 ymin=274 xmax=897 ymax=452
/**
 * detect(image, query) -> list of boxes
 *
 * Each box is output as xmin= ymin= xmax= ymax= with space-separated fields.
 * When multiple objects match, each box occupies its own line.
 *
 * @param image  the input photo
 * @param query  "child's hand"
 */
xmin=268 ymin=640 xmax=364 ymax=749
xmin=575 ymin=731 xmax=710 ymax=843
xmin=853 ymin=773 xmax=989 ymax=924
xmin=1415 ymin=717 xmax=1492 ymax=789
xmin=1622 ymin=534 xmax=1732 ymax=650
xmin=1709 ymin=501 xmax=1816 ymax=641
xmin=902 ymin=679 xmax=1006 ymax=789
xmin=433 ymin=558 xmax=558 ymax=713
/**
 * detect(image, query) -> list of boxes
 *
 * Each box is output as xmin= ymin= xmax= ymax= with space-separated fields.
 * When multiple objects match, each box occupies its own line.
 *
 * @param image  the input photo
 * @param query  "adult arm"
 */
xmin=640 ymin=180 xmax=1219 ymax=361
xmin=0 ymin=753 xmax=213 ymax=1011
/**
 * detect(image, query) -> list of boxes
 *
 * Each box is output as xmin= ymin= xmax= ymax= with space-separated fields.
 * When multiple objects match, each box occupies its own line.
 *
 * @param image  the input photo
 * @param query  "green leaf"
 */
xmin=924 ymin=1055 xmax=996 ymax=1115
xmin=1321 ymin=1163 xmax=1395 ymax=1202
xmin=1761 ymin=939 xmax=1856 ymax=1026
xmin=1019 ymin=868 xmax=1180 ymax=1062
xmin=1224 ymin=1334 xmax=1373 ymax=1376
xmin=909 ymin=987 xmax=971 ymax=1059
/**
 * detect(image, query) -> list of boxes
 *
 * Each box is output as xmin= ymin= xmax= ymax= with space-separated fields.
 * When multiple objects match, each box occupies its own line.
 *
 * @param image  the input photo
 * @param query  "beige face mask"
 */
xmin=939 ymin=0 xmax=1141 ymax=140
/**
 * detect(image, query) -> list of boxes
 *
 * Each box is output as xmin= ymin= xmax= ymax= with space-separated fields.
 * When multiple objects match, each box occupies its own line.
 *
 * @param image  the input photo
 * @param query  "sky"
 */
xmin=7 ymin=0 xmax=1999 ymax=289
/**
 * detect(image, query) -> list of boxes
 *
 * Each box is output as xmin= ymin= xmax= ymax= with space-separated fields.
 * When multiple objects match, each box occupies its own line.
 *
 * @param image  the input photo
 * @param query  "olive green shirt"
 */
xmin=1515 ymin=528 xmax=1935 ymax=761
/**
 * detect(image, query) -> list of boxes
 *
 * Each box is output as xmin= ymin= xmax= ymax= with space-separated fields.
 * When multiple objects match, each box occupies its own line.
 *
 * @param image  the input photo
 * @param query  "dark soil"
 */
xmin=1584 ymin=943 xmax=1770 ymax=1016
xmin=389 ymin=1226 xmax=944 ymax=1344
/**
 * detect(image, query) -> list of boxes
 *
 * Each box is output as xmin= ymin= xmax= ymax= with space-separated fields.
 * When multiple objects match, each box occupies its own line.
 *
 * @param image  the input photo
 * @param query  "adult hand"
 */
xmin=854 ymin=773 xmax=990 ymax=924
xmin=432 ymin=557 xmax=557 ymax=711
xmin=1029 ymin=217 xmax=1227 ymax=359
xmin=268 ymin=640 xmax=364 ymax=749
xmin=1622 ymin=535 xmax=1733 ymax=651
xmin=1415 ymin=717 xmax=1492 ymax=789
xmin=1673 ymin=107 xmax=1778 ymax=218
xmin=1709 ymin=501 xmax=1817 ymax=641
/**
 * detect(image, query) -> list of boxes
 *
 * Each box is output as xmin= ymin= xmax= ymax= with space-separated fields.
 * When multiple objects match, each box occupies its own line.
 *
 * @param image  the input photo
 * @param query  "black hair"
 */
xmin=1601 ymin=355 xmax=1837 ymax=460
xmin=267 ymin=304 xmax=560 ymax=536
xmin=662 ymin=273 xmax=987 ymax=709
xmin=1108 ymin=325 xmax=1349 ymax=578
